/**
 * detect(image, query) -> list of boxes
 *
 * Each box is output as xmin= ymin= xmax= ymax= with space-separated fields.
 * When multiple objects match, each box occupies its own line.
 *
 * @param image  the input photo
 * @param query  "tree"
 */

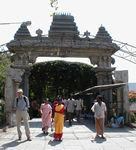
xmin=0 ymin=52 xmax=12 ymax=99
xmin=29 ymin=60 xmax=97 ymax=103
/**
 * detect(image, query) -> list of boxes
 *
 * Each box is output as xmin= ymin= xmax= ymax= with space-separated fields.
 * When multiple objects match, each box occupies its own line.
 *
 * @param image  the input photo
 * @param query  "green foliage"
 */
xmin=50 ymin=0 xmax=58 ymax=8
xmin=130 ymin=112 xmax=136 ymax=123
xmin=50 ymin=0 xmax=58 ymax=16
xmin=0 ymin=52 xmax=12 ymax=98
xmin=0 ymin=105 xmax=4 ymax=116
xmin=0 ymin=52 xmax=11 ymax=120
xmin=29 ymin=60 xmax=97 ymax=103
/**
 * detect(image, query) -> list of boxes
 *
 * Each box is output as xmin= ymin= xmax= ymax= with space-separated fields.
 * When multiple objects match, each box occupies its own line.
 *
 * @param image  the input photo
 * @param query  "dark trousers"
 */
xmin=76 ymin=110 xmax=81 ymax=122
xmin=68 ymin=112 xmax=74 ymax=125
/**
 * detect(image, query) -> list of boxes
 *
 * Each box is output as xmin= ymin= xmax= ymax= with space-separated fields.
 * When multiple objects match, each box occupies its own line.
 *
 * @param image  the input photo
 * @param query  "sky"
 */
xmin=0 ymin=0 xmax=136 ymax=83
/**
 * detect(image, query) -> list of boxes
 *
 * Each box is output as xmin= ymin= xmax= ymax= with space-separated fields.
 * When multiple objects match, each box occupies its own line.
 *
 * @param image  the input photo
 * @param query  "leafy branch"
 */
xmin=50 ymin=0 xmax=59 ymax=17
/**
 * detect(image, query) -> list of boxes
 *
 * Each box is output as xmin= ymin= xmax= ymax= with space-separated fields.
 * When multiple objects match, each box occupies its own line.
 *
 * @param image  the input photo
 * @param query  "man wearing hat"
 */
xmin=13 ymin=89 xmax=32 ymax=141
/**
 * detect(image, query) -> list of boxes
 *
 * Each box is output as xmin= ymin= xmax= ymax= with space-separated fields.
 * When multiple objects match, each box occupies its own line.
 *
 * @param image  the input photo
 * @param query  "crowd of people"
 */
xmin=13 ymin=89 xmax=125 ymax=141
xmin=13 ymin=89 xmax=84 ymax=141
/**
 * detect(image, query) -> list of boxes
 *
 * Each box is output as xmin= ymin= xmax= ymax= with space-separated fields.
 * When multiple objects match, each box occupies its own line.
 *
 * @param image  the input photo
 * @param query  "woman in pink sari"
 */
xmin=40 ymin=98 xmax=52 ymax=134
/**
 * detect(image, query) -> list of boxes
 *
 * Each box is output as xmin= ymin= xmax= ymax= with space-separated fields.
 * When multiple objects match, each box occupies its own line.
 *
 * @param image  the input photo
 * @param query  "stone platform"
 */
xmin=0 ymin=118 xmax=136 ymax=150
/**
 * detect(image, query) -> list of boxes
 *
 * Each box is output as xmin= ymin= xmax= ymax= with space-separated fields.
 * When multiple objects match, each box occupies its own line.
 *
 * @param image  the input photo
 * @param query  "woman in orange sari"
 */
xmin=54 ymin=97 xmax=65 ymax=141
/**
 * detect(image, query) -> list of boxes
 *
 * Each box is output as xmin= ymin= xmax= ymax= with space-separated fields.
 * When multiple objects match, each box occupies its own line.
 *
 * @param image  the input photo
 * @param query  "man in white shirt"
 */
xmin=91 ymin=95 xmax=107 ymax=139
xmin=75 ymin=98 xmax=83 ymax=122
xmin=67 ymin=96 xmax=75 ymax=125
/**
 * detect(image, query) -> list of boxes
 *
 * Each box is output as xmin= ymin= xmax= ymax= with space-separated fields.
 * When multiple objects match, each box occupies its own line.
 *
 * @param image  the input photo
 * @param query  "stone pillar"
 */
xmin=114 ymin=70 xmax=130 ymax=123
xmin=89 ymin=56 xmax=115 ymax=119
xmin=23 ymin=70 xmax=31 ymax=97
xmin=116 ymin=87 xmax=123 ymax=114
xmin=10 ymin=52 xmax=35 ymax=98
xmin=94 ymin=68 xmax=115 ymax=118
xmin=4 ymin=67 xmax=25 ymax=126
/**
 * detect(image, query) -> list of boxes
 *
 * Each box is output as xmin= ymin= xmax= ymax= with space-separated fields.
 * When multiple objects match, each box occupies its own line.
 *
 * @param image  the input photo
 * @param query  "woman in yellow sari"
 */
xmin=54 ymin=97 xmax=65 ymax=141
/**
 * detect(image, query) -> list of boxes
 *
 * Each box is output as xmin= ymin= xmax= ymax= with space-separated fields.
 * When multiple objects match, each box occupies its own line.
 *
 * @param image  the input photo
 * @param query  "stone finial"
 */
xmin=22 ymin=21 xmax=31 ymax=26
xmin=36 ymin=29 xmax=43 ymax=37
xmin=14 ymin=22 xmax=31 ymax=40
xmin=95 ymin=26 xmax=112 ymax=43
xmin=84 ymin=30 xmax=90 ymax=38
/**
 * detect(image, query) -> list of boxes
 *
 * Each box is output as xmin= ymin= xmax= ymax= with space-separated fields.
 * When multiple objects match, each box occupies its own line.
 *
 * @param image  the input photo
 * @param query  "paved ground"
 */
xmin=0 ymin=118 xmax=136 ymax=150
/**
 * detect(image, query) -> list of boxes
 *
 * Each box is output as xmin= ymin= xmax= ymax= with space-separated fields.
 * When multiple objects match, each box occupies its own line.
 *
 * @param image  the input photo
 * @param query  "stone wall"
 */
xmin=114 ymin=70 xmax=130 ymax=123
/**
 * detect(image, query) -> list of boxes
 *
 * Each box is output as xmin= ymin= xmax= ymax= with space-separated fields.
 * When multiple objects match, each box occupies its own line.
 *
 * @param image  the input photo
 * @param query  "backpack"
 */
xmin=16 ymin=96 xmax=28 ymax=107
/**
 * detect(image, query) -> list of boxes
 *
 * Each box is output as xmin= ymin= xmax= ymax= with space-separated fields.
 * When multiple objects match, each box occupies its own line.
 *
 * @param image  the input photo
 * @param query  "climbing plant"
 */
xmin=29 ymin=60 xmax=97 ymax=103
xmin=0 ymin=52 xmax=12 ymax=99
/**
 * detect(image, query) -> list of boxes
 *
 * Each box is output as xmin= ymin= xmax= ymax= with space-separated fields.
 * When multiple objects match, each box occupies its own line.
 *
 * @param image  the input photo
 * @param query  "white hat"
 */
xmin=17 ymin=89 xmax=23 ymax=93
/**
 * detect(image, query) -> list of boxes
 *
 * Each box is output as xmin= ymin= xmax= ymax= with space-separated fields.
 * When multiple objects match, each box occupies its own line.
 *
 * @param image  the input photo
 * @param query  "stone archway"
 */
xmin=5 ymin=14 xmax=119 ymax=125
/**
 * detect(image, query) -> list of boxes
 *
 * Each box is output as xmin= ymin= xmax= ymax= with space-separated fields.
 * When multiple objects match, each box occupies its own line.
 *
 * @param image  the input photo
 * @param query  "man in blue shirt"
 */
xmin=13 ymin=89 xmax=32 ymax=141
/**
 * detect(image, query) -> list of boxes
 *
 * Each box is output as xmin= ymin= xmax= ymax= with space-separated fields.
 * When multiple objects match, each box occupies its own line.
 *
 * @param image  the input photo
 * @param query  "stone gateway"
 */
xmin=5 ymin=14 xmax=128 ymax=126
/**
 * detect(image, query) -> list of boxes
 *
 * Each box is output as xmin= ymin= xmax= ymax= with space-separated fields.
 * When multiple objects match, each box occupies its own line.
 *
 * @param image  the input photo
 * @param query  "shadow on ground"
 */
xmin=25 ymin=118 xmax=136 ymax=134
xmin=48 ymin=139 xmax=62 ymax=146
xmin=1 ymin=140 xmax=27 ymax=149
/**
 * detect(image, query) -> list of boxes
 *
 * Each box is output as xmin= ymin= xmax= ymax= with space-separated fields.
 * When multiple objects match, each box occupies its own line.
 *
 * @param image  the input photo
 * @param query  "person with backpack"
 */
xmin=13 ymin=89 xmax=32 ymax=141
